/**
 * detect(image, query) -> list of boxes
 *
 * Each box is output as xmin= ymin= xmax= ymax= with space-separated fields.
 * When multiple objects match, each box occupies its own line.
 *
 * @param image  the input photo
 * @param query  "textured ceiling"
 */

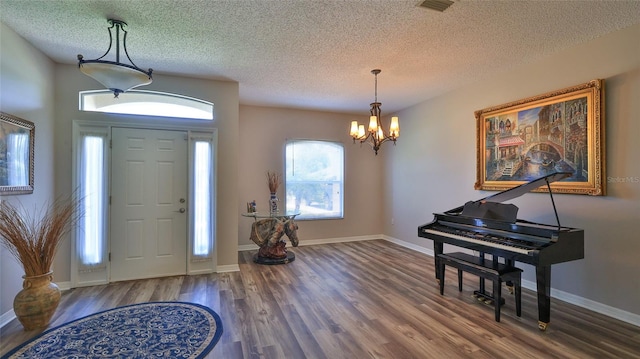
xmin=1 ymin=0 xmax=639 ymax=114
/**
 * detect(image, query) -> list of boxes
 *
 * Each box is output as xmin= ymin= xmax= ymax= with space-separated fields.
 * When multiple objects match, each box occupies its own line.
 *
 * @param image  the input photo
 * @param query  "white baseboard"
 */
xmin=382 ymin=235 xmax=434 ymax=256
xmin=528 ymin=279 xmax=640 ymax=327
xmin=238 ymin=234 xmax=381 ymax=252
xmin=296 ymin=234 xmax=380 ymax=247
xmin=238 ymin=243 xmax=259 ymax=252
xmin=216 ymin=264 xmax=240 ymax=273
xmin=0 ymin=308 xmax=15 ymax=328
xmin=384 ymin=235 xmax=640 ymax=328
xmin=57 ymin=281 xmax=72 ymax=291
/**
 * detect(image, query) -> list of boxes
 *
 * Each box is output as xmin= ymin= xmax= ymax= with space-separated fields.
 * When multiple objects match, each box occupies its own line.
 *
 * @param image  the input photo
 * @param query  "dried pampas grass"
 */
xmin=0 ymin=197 xmax=81 ymax=277
xmin=266 ymin=171 xmax=282 ymax=193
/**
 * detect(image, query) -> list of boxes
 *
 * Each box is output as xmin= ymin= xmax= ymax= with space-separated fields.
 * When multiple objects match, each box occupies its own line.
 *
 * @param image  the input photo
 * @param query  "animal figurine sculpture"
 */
xmin=249 ymin=217 xmax=299 ymax=260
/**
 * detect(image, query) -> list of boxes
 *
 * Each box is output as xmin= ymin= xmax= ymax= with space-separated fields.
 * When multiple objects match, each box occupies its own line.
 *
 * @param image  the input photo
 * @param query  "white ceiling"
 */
xmin=1 ymin=0 xmax=639 ymax=114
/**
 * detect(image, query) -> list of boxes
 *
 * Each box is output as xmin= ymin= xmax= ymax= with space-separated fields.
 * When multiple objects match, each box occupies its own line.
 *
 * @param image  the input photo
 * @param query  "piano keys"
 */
xmin=418 ymin=172 xmax=585 ymax=330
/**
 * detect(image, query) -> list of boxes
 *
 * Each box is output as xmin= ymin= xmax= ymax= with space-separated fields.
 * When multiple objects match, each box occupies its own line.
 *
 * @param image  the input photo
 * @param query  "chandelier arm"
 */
xmin=121 ymin=26 xmax=143 ymax=70
xmin=93 ymin=20 xmax=116 ymax=61
xmin=360 ymin=134 xmax=377 ymax=150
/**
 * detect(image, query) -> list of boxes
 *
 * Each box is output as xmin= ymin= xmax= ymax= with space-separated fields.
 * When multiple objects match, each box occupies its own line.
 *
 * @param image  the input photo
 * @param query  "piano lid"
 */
xmin=445 ymin=172 xmax=571 ymax=214
xmin=481 ymin=172 xmax=571 ymax=204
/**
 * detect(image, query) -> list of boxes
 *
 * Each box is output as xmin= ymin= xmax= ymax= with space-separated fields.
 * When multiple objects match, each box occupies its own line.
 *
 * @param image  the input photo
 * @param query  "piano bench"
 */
xmin=437 ymin=252 xmax=522 ymax=322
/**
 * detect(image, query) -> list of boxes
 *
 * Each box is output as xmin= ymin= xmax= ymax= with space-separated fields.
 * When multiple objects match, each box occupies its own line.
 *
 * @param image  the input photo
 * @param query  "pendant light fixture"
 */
xmin=349 ymin=69 xmax=399 ymax=155
xmin=77 ymin=19 xmax=153 ymax=98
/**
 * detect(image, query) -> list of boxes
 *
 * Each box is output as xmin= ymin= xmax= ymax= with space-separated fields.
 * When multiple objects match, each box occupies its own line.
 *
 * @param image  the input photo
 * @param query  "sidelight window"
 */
xmin=191 ymin=137 xmax=214 ymax=258
xmin=76 ymin=130 xmax=108 ymax=270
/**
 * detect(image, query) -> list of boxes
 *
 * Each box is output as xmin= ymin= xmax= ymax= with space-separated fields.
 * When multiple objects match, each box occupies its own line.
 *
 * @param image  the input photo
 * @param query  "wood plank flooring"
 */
xmin=1 ymin=240 xmax=639 ymax=358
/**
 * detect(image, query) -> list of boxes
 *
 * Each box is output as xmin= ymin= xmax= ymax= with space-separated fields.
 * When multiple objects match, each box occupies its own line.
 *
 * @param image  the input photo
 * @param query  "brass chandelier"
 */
xmin=350 ymin=69 xmax=399 ymax=155
xmin=77 ymin=19 xmax=153 ymax=98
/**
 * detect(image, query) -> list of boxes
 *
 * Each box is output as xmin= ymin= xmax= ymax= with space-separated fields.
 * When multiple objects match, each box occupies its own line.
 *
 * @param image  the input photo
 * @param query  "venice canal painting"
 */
xmin=483 ymin=96 xmax=588 ymax=183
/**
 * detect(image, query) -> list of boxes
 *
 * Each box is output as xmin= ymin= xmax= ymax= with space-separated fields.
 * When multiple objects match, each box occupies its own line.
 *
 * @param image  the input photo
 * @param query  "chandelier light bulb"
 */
xmin=369 ymin=115 xmax=378 ymax=132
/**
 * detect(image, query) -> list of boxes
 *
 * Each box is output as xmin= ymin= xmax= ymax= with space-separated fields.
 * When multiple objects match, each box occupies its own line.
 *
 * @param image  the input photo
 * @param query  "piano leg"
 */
xmin=478 ymin=252 xmax=487 ymax=297
xmin=505 ymin=258 xmax=515 ymax=294
xmin=434 ymin=242 xmax=443 ymax=281
xmin=536 ymin=265 xmax=551 ymax=331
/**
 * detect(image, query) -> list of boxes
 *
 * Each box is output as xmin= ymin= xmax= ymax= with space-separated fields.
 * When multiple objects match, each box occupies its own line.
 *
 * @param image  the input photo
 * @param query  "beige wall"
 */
xmin=238 ymin=105 xmax=384 ymax=246
xmin=385 ymin=23 xmax=640 ymax=317
xmin=0 ymin=23 xmax=57 ymax=315
xmin=1 ymin=19 xmax=638 ymax=325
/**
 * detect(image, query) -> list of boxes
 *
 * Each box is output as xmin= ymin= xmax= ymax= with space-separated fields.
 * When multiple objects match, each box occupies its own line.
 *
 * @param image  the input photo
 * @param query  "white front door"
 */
xmin=110 ymin=128 xmax=188 ymax=281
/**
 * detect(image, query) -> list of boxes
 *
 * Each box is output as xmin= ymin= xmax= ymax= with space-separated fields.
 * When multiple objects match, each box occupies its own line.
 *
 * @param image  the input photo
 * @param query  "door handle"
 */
xmin=175 ymin=208 xmax=186 ymax=213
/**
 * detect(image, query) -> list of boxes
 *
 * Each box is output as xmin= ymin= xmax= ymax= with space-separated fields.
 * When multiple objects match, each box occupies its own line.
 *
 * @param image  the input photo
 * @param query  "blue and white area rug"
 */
xmin=2 ymin=301 xmax=223 ymax=359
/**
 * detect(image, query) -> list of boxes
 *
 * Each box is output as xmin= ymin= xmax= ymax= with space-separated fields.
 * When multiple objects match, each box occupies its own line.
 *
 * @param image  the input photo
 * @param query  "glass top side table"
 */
xmin=241 ymin=212 xmax=300 ymax=220
xmin=241 ymin=212 xmax=300 ymax=264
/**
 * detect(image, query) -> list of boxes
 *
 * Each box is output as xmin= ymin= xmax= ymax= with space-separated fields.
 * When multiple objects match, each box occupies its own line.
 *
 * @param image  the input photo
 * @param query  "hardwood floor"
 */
xmin=1 ymin=240 xmax=639 ymax=358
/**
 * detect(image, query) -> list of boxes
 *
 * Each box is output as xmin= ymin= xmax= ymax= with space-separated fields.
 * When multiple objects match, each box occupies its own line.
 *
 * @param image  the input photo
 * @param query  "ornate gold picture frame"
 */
xmin=1 ymin=112 xmax=35 ymax=195
xmin=475 ymin=79 xmax=605 ymax=195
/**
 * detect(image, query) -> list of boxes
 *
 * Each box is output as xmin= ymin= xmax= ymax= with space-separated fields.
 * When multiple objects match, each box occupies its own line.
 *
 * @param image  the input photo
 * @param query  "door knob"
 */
xmin=175 ymin=208 xmax=186 ymax=213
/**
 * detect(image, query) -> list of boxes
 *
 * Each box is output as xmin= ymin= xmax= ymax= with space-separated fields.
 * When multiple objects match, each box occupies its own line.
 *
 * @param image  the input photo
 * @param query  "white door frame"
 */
xmin=71 ymin=117 xmax=217 ymax=288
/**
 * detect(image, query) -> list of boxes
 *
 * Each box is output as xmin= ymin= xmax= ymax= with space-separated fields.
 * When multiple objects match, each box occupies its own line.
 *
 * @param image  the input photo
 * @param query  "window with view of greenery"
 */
xmin=285 ymin=140 xmax=344 ymax=220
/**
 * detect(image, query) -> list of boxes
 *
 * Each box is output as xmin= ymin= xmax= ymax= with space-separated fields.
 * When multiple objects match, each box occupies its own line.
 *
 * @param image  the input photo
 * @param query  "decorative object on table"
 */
xmin=1 ymin=301 xmax=223 ymax=359
xmin=246 ymin=200 xmax=257 ymax=213
xmin=474 ymin=79 xmax=605 ymax=195
xmin=266 ymin=171 xmax=282 ymax=215
xmin=349 ymin=69 xmax=400 ymax=155
xmin=0 ymin=197 xmax=81 ymax=331
xmin=244 ymin=213 xmax=299 ymax=265
xmin=269 ymin=193 xmax=279 ymax=215
xmin=0 ymin=112 xmax=35 ymax=195
xmin=77 ymin=19 xmax=153 ymax=98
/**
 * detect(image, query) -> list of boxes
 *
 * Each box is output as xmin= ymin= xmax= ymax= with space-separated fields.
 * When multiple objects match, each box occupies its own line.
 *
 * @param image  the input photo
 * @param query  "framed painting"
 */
xmin=1 ymin=112 xmax=35 ymax=195
xmin=474 ymin=79 xmax=605 ymax=195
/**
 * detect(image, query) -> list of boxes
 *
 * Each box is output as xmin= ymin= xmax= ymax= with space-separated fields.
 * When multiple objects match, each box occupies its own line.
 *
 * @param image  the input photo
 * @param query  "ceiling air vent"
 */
xmin=419 ymin=0 xmax=454 ymax=12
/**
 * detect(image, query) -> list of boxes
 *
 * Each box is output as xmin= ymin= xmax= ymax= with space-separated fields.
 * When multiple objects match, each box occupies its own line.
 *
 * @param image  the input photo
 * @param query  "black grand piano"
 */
xmin=418 ymin=172 xmax=584 ymax=330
